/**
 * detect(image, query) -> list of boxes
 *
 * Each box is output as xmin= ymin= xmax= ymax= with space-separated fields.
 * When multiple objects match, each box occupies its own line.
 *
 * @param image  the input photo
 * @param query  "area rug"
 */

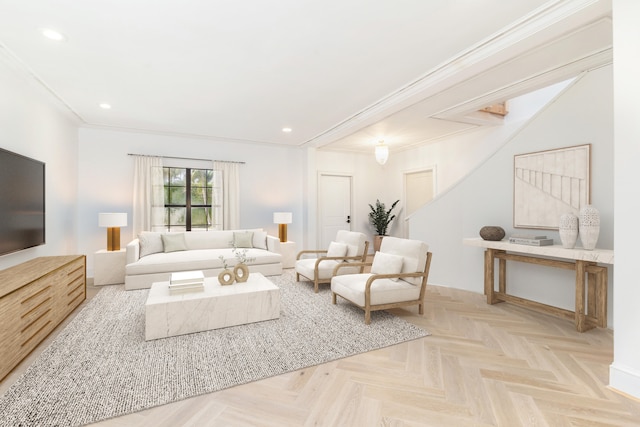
xmin=0 ymin=270 xmax=429 ymax=426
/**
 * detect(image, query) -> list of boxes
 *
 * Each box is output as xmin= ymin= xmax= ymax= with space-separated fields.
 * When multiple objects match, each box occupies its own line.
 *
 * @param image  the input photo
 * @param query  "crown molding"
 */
xmin=303 ymin=0 xmax=609 ymax=148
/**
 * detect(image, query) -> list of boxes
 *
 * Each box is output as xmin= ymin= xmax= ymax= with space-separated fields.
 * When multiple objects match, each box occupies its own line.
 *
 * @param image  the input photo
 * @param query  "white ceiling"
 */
xmin=0 ymin=0 xmax=612 ymax=154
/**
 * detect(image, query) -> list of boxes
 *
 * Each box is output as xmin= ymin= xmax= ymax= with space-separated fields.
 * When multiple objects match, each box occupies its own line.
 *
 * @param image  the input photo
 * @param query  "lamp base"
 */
xmin=106 ymin=227 xmax=121 ymax=251
xmin=278 ymin=224 xmax=287 ymax=243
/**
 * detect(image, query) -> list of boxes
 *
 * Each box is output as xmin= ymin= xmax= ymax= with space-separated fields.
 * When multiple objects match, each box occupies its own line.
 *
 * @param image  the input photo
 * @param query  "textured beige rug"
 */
xmin=0 ymin=270 xmax=428 ymax=426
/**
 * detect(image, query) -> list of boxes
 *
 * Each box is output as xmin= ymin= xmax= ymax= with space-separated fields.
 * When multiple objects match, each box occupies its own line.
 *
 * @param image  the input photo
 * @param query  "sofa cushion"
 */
xmin=370 ymin=251 xmax=403 ymax=281
xmin=234 ymin=231 xmax=254 ymax=248
xmin=139 ymin=232 xmax=163 ymax=258
xmin=162 ymin=233 xmax=187 ymax=253
xmin=126 ymin=248 xmax=283 ymax=276
xmin=331 ymin=273 xmax=421 ymax=306
xmin=252 ymin=231 xmax=268 ymax=250
xmin=183 ymin=230 xmax=234 ymax=250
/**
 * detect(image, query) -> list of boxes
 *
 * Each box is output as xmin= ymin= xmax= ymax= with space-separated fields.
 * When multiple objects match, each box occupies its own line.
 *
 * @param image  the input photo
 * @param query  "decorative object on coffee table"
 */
xmin=579 ymin=205 xmax=600 ymax=250
xmin=233 ymin=264 xmax=249 ymax=282
xmin=479 ymin=226 xmax=505 ymax=241
xmin=218 ymin=269 xmax=235 ymax=285
xmin=559 ymin=213 xmax=579 ymax=249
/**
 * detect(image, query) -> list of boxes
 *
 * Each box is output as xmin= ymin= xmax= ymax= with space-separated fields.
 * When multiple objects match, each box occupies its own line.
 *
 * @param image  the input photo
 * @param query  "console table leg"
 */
xmin=484 ymin=249 xmax=494 ymax=304
xmin=575 ymin=260 xmax=589 ymax=332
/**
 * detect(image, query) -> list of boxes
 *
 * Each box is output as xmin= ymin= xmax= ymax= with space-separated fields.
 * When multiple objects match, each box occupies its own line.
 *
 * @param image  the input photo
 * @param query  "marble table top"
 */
xmin=463 ymin=238 xmax=614 ymax=264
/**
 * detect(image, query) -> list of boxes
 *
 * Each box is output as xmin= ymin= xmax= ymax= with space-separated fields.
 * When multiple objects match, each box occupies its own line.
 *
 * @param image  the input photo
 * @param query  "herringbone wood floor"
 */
xmin=2 ymin=280 xmax=640 ymax=426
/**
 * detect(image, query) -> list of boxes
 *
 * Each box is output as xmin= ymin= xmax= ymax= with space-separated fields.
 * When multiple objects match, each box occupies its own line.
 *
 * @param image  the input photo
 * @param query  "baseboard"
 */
xmin=610 ymin=363 xmax=640 ymax=400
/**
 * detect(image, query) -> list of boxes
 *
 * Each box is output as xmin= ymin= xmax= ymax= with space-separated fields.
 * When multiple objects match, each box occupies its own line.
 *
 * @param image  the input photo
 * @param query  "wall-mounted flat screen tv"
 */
xmin=0 ymin=148 xmax=45 ymax=256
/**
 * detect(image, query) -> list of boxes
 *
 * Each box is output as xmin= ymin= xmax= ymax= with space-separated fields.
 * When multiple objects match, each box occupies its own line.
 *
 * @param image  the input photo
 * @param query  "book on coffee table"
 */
xmin=170 ymin=270 xmax=205 ymax=285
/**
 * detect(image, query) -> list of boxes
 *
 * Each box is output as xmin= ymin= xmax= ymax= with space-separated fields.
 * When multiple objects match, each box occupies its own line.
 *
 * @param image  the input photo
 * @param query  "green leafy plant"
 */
xmin=368 ymin=199 xmax=399 ymax=235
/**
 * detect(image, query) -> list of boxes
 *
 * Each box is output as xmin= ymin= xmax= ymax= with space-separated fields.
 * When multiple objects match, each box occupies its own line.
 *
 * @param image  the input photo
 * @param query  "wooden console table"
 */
xmin=463 ymin=238 xmax=614 ymax=332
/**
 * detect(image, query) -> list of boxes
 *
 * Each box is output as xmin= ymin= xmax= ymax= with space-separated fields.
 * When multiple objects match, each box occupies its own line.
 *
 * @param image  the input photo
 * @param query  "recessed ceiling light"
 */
xmin=41 ymin=28 xmax=66 ymax=41
xmin=99 ymin=103 xmax=112 ymax=109
xmin=282 ymin=127 xmax=292 ymax=133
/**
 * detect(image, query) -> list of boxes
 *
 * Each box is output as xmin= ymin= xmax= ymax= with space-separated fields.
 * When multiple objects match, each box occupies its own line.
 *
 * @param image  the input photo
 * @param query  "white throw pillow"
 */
xmin=345 ymin=244 xmax=359 ymax=262
xmin=161 ymin=233 xmax=187 ymax=253
xmin=326 ymin=241 xmax=348 ymax=258
xmin=252 ymin=231 xmax=268 ymax=250
xmin=233 ymin=231 xmax=254 ymax=248
xmin=138 ymin=232 xmax=163 ymax=258
xmin=371 ymin=251 xmax=404 ymax=281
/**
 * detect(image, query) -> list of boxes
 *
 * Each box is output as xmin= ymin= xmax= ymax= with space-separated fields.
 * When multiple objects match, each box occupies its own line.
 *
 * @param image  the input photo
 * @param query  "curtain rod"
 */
xmin=127 ymin=153 xmax=245 ymax=164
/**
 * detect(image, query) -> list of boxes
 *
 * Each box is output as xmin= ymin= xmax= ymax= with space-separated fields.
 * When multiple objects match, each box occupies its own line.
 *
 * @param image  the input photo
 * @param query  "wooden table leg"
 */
xmin=499 ymin=258 xmax=506 ymax=294
xmin=484 ymin=249 xmax=496 ymax=304
xmin=575 ymin=260 xmax=588 ymax=332
xmin=588 ymin=265 xmax=608 ymax=328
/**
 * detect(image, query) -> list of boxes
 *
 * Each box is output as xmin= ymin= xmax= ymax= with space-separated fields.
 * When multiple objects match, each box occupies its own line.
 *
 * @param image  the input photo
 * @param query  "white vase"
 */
xmin=558 ymin=213 xmax=579 ymax=249
xmin=579 ymin=205 xmax=600 ymax=250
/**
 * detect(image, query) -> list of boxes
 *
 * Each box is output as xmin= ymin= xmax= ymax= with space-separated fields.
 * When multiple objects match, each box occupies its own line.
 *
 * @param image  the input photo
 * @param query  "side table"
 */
xmin=280 ymin=241 xmax=297 ymax=269
xmin=94 ymin=249 xmax=126 ymax=286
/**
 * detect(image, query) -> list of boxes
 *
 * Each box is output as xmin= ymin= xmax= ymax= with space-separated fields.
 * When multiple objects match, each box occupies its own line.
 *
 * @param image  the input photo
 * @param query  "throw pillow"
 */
xmin=234 ymin=231 xmax=254 ymax=248
xmin=371 ymin=251 xmax=404 ymax=281
xmin=345 ymin=244 xmax=359 ymax=262
xmin=326 ymin=241 xmax=348 ymax=258
xmin=138 ymin=232 xmax=163 ymax=258
xmin=161 ymin=233 xmax=187 ymax=253
xmin=252 ymin=230 xmax=268 ymax=250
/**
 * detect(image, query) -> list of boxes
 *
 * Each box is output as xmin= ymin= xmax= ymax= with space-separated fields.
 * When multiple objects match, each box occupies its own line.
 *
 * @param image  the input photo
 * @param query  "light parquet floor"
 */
xmin=2 ymin=281 xmax=640 ymax=426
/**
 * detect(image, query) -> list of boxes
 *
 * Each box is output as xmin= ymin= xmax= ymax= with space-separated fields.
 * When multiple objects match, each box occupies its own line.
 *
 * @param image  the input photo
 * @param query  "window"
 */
xmin=163 ymin=167 xmax=223 ymax=231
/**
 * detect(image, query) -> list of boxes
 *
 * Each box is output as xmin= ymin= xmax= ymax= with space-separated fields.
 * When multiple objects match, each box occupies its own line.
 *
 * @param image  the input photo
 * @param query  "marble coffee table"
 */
xmin=145 ymin=272 xmax=280 ymax=340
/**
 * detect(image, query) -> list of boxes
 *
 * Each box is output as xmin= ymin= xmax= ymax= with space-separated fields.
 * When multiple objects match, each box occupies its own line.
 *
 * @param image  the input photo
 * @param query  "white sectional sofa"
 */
xmin=124 ymin=229 xmax=282 ymax=290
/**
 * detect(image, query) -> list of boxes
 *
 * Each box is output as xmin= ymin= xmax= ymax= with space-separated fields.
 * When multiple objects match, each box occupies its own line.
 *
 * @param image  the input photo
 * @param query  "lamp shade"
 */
xmin=99 ymin=213 xmax=127 ymax=228
xmin=273 ymin=212 xmax=292 ymax=224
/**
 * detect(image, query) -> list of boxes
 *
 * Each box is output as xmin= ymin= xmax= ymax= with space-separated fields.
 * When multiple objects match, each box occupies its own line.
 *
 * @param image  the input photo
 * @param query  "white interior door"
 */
xmin=319 ymin=174 xmax=352 ymax=248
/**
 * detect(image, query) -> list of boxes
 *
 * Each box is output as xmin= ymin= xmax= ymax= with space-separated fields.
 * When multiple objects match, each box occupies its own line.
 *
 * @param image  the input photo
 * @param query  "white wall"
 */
xmin=0 ymin=53 xmax=80 ymax=270
xmin=408 ymin=65 xmax=614 ymax=324
xmin=77 ymin=128 xmax=304 ymax=276
xmin=610 ymin=0 xmax=640 ymax=400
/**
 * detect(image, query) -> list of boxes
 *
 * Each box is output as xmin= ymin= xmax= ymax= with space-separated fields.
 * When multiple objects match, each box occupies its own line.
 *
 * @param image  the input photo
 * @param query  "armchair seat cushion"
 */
xmin=295 ymin=259 xmax=362 ymax=281
xmin=331 ymin=273 xmax=421 ymax=307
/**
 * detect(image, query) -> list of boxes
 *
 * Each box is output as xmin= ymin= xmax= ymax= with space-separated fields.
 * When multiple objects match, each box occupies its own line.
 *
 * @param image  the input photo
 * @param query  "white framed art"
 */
xmin=513 ymin=144 xmax=591 ymax=229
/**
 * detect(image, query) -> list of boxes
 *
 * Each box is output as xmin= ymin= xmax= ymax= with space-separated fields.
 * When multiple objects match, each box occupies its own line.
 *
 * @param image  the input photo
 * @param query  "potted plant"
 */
xmin=368 ymin=199 xmax=399 ymax=251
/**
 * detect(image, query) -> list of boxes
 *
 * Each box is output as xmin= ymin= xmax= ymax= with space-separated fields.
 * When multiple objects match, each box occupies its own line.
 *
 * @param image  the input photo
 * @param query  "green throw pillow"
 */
xmin=233 ymin=231 xmax=254 ymax=248
xmin=162 ymin=233 xmax=187 ymax=253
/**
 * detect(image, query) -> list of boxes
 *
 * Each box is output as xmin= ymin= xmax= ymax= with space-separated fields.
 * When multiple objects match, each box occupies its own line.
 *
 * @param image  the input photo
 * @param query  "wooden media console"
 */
xmin=0 ymin=255 xmax=86 ymax=380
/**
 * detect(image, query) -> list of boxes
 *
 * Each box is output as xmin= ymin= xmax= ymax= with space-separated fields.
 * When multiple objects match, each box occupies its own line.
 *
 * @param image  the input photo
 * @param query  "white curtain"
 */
xmin=214 ymin=161 xmax=240 ymax=230
xmin=133 ymin=156 xmax=164 ymax=237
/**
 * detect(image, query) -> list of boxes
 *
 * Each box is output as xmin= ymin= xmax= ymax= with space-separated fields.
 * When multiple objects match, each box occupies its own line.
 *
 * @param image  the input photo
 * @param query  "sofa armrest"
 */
xmin=266 ymin=235 xmax=281 ymax=254
xmin=126 ymin=239 xmax=140 ymax=264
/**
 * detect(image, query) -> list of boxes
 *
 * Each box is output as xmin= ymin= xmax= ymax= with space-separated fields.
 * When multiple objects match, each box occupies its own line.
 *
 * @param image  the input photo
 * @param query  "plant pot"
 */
xmin=218 ymin=269 xmax=235 ymax=286
xmin=373 ymin=235 xmax=384 ymax=252
xmin=233 ymin=264 xmax=249 ymax=282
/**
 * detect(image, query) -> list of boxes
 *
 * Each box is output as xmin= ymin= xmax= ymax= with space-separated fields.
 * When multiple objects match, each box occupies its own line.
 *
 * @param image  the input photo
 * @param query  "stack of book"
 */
xmin=508 ymin=234 xmax=554 ymax=246
xmin=169 ymin=270 xmax=205 ymax=294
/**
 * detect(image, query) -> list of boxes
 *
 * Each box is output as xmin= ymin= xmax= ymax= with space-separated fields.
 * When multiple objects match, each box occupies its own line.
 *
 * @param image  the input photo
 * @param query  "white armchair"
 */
xmin=331 ymin=236 xmax=432 ymax=324
xmin=295 ymin=230 xmax=370 ymax=293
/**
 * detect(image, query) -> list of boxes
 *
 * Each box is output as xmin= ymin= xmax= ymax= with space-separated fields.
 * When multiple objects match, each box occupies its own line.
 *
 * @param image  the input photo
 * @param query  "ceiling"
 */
xmin=0 ymin=0 xmax=612 ymax=154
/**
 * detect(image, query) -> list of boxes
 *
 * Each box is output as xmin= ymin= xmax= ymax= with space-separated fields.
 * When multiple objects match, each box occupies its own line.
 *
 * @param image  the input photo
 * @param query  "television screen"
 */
xmin=0 ymin=148 xmax=45 ymax=256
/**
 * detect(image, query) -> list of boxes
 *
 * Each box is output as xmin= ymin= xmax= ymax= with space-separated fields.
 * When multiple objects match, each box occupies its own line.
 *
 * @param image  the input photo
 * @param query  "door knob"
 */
xmin=346 ymin=215 xmax=351 ymax=224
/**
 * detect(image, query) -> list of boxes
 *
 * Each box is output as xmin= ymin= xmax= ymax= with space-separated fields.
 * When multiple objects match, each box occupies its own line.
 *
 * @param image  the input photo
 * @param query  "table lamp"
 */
xmin=273 ymin=212 xmax=292 ymax=243
xmin=99 ymin=213 xmax=127 ymax=251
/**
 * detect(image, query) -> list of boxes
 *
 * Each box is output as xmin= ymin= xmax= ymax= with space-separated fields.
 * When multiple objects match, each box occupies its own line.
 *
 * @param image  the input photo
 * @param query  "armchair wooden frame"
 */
xmin=295 ymin=241 xmax=370 ymax=293
xmin=332 ymin=251 xmax=433 ymax=324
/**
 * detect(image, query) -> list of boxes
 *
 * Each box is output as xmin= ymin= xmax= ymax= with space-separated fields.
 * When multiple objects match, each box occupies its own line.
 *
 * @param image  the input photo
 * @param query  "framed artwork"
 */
xmin=513 ymin=144 xmax=591 ymax=229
